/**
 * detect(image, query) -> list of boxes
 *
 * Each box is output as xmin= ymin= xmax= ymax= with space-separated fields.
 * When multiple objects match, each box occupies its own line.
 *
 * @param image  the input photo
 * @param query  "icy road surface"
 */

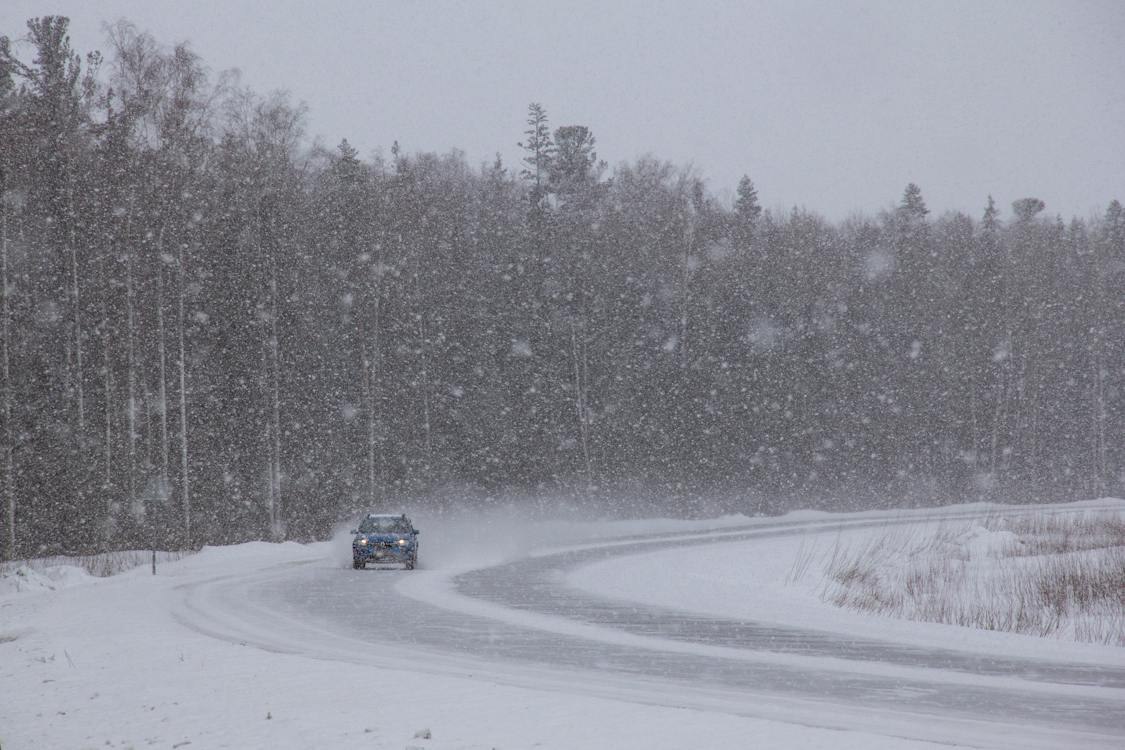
xmin=170 ymin=503 xmax=1125 ymax=750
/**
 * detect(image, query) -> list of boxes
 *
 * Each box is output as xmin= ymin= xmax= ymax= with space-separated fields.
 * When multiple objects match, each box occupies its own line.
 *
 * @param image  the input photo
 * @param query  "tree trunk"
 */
xmin=417 ymin=307 xmax=433 ymax=458
xmin=570 ymin=321 xmax=592 ymax=481
xmin=100 ymin=271 xmax=113 ymax=542
xmin=66 ymin=179 xmax=86 ymax=433
xmin=364 ymin=292 xmax=382 ymax=505
xmin=1 ymin=171 xmax=14 ymax=560
xmin=125 ymin=227 xmax=139 ymax=515
xmin=1092 ymin=256 xmax=1109 ymax=496
xmin=268 ymin=217 xmax=283 ymax=541
xmin=1093 ymin=339 xmax=1107 ymax=495
xmin=989 ymin=329 xmax=1017 ymax=487
xmin=260 ymin=335 xmax=276 ymax=536
xmin=177 ymin=224 xmax=192 ymax=545
xmin=679 ymin=203 xmax=695 ymax=370
xmin=156 ymin=236 xmax=169 ymax=488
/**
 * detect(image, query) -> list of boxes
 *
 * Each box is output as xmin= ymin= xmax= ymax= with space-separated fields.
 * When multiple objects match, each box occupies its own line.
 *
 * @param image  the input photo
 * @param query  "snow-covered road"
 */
xmin=167 ymin=503 xmax=1125 ymax=749
xmin=3 ymin=501 xmax=1123 ymax=749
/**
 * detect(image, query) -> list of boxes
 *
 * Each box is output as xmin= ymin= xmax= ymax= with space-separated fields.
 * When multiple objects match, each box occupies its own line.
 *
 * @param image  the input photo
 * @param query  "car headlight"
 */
xmin=356 ymin=538 xmax=368 ymax=546
xmin=397 ymin=539 xmax=407 ymax=546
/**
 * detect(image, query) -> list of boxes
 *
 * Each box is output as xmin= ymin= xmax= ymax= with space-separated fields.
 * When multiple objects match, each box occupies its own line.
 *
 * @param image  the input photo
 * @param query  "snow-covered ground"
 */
xmin=2 ymin=500 xmax=1123 ymax=749
xmin=569 ymin=499 xmax=1125 ymax=661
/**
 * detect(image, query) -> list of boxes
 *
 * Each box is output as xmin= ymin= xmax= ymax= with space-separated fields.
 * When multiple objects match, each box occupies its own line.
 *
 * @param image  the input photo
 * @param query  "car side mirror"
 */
xmin=414 ymin=529 xmax=421 ymax=534
xmin=349 ymin=529 xmax=358 ymax=535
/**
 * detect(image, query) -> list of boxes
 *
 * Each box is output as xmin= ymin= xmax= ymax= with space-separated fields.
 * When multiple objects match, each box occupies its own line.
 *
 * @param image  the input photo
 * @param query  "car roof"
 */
xmin=365 ymin=513 xmax=409 ymax=519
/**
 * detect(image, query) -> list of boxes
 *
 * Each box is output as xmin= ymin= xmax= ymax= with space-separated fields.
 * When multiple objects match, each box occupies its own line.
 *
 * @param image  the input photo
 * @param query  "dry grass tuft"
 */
xmin=811 ymin=510 xmax=1125 ymax=645
xmin=1 ymin=549 xmax=191 ymax=578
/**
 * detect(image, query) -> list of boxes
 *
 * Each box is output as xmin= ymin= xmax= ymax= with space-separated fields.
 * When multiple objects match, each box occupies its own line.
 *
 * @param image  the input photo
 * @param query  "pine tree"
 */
xmin=4 ymin=16 xmax=103 ymax=544
xmin=1011 ymin=197 xmax=1046 ymax=222
xmin=518 ymin=102 xmax=554 ymax=206
xmin=732 ymin=175 xmax=762 ymax=251
xmin=550 ymin=125 xmax=601 ymax=203
xmin=899 ymin=182 xmax=929 ymax=219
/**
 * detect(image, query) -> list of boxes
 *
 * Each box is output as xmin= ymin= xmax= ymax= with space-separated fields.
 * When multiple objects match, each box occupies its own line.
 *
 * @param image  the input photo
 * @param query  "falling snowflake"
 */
xmin=864 ymin=250 xmax=893 ymax=279
xmin=743 ymin=320 xmax=781 ymax=353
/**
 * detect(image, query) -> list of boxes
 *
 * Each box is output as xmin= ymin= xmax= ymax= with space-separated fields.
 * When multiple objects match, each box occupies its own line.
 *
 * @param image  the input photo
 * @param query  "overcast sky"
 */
xmin=4 ymin=0 xmax=1123 ymax=221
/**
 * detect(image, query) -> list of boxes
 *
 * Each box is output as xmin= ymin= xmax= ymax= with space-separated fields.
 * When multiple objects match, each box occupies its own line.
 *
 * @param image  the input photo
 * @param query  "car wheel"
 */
xmin=405 ymin=555 xmax=416 ymax=570
xmin=353 ymin=559 xmax=365 ymax=570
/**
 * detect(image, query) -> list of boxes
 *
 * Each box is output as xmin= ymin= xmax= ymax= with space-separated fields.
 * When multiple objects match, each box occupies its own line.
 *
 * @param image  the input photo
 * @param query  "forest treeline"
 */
xmin=0 ymin=17 xmax=1122 ymax=556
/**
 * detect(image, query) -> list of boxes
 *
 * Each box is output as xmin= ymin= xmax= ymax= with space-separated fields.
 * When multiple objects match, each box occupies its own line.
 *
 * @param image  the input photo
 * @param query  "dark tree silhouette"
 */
xmin=1 ymin=18 xmax=1121 ymax=557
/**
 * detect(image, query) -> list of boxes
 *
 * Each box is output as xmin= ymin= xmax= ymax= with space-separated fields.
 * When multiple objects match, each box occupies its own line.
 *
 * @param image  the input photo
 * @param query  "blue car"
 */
xmin=351 ymin=513 xmax=420 ymax=570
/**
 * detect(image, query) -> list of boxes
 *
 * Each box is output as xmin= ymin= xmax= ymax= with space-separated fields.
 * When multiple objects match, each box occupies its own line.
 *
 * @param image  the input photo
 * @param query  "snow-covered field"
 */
xmin=2 ymin=500 xmax=1123 ymax=749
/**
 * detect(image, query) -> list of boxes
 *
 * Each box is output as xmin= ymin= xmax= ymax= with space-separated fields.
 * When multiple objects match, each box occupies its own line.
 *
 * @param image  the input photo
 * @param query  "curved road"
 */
xmin=174 ymin=510 xmax=1125 ymax=749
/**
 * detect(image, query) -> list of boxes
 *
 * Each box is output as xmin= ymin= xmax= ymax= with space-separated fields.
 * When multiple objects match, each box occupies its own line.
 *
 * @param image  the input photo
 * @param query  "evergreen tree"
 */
xmin=1011 ymin=197 xmax=1046 ymax=222
xmin=899 ymin=182 xmax=929 ymax=219
xmin=732 ymin=174 xmax=762 ymax=251
xmin=1090 ymin=200 xmax=1125 ymax=494
xmin=517 ymin=102 xmax=554 ymax=207
xmin=3 ymin=16 xmax=103 ymax=549
xmin=550 ymin=125 xmax=602 ymax=203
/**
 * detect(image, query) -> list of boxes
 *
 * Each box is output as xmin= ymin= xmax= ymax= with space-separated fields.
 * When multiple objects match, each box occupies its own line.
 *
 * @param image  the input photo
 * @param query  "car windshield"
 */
xmin=358 ymin=517 xmax=411 ymax=534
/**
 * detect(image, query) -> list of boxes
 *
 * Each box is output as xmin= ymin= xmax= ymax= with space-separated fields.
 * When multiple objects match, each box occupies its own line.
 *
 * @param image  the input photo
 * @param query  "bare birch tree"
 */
xmin=0 ymin=166 xmax=14 ymax=559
